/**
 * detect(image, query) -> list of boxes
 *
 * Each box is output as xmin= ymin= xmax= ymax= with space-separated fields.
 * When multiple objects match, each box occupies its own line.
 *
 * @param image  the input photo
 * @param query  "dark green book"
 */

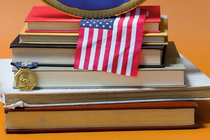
xmin=11 ymin=36 xmax=166 ymax=68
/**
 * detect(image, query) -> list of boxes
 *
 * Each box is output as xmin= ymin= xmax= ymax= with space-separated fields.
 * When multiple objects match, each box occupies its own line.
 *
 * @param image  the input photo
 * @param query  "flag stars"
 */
xmin=81 ymin=18 xmax=114 ymax=29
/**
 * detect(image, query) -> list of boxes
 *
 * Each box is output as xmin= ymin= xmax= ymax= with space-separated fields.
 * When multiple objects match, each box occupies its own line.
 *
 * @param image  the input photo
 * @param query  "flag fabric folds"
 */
xmin=74 ymin=8 xmax=147 ymax=77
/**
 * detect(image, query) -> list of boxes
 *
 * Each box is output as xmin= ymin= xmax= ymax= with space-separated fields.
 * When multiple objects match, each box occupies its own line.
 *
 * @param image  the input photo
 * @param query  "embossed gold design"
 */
xmin=41 ymin=0 xmax=146 ymax=18
xmin=15 ymin=69 xmax=37 ymax=91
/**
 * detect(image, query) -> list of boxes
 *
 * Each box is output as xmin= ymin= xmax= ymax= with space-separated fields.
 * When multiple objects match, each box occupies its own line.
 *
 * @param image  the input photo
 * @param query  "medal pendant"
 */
xmin=15 ymin=68 xmax=37 ymax=91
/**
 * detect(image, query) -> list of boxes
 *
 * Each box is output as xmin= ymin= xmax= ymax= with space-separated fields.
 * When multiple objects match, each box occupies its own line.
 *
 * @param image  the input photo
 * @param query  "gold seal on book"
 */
xmin=15 ymin=69 xmax=37 ymax=91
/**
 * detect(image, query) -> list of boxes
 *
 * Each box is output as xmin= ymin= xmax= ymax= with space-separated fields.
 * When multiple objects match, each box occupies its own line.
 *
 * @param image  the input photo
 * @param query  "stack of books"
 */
xmin=11 ymin=5 xmax=185 ymax=88
xmin=1 ymin=5 xmax=207 ymax=133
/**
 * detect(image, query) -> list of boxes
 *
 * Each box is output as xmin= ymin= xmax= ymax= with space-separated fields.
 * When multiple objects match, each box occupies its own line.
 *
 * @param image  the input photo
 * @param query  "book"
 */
xmin=11 ymin=36 xmax=166 ymax=68
xmin=12 ymin=41 xmax=184 ymax=88
xmin=19 ymin=16 xmax=168 ymax=45
xmin=4 ymin=101 xmax=198 ymax=133
xmin=25 ymin=6 xmax=161 ymax=33
xmin=1 ymin=42 xmax=210 ymax=109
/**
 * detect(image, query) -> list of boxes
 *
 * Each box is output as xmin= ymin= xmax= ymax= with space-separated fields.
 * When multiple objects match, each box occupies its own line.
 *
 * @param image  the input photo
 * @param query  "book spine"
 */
xmin=5 ymin=101 xmax=197 ymax=113
xmin=5 ymin=124 xmax=198 ymax=134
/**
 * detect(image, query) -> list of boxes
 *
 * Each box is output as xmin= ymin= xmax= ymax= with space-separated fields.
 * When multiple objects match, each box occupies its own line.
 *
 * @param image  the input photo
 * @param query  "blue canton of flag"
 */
xmin=80 ymin=18 xmax=115 ymax=30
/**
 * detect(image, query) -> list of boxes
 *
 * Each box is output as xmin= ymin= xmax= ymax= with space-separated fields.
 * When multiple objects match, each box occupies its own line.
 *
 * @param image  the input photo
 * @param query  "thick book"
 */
xmin=19 ymin=16 xmax=168 ymax=45
xmin=11 ymin=36 xmax=166 ymax=68
xmin=0 ymin=42 xmax=210 ymax=108
xmin=12 ymin=41 xmax=184 ymax=88
xmin=25 ymin=6 xmax=161 ymax=33
xmin=4 ymin=101 xmax=198 ymax=133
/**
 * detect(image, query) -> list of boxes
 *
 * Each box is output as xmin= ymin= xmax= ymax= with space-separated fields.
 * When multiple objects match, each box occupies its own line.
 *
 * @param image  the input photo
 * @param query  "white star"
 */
xmin=93 ymin=22 xmax=95 ymax=24
xmin=100 ymin=22 xmax=102 ymax=24
xmin=89 ymin=24 xmax=92 ymax=26
xmin=96 ymin=25 xmax=98 ymax=27
xmin=106 ymin=23 xmax=109 ymax=25
xmin=83 ymin=24 xmax=85 ymax=26
xmin=102 ymin=25 xmax=105 ymax=28
xmin=109 ymin=26 xmax=112 ymax=28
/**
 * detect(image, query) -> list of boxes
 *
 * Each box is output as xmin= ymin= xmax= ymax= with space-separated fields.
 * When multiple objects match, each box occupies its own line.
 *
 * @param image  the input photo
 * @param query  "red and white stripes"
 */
xmin=74 ymin=8 xmax=147 ymax=77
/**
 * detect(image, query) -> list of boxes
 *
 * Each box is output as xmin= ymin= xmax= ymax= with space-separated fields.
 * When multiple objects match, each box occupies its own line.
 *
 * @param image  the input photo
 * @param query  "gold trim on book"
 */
xmin=41 ymin=0 xmax=146 ymax=18
xmin=15 ymin=69 xmax=37 ymax=91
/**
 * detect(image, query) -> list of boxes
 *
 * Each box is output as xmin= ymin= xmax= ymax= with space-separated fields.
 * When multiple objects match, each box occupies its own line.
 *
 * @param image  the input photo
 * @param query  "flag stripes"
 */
xmin=74 ymin=8 xmax=147 ymax=76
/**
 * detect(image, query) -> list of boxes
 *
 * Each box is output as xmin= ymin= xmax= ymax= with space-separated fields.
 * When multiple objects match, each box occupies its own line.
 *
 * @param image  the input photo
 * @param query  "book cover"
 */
xmin=5 ymin=101 xmax=198 ymax=133
xmin=11 ymin=36 xmax=166 ymax=68
xmin=1 ymin=42 xmax=210 ymax=108
xmin=20 ymin=16 xmax=168 ymax=45
xmin=11 ymin=41 xmax=184 ymax=88
xmin=25 ymin=6 xmax=161 ymax=33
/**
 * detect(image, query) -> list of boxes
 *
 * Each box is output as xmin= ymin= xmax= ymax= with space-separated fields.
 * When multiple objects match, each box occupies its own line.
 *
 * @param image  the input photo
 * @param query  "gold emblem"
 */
xmin=15 ymin=69 xmax=37 ymax=91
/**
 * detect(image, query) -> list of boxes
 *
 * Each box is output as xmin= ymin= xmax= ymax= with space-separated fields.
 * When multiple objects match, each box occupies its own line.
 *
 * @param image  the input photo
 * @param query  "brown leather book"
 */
xmin=5 ymin=101 xmax=198 ymax=134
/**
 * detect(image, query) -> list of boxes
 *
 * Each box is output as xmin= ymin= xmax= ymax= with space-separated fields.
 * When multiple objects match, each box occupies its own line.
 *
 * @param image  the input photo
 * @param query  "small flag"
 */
xmin=74 ymin=8 xmax=147 ymax=77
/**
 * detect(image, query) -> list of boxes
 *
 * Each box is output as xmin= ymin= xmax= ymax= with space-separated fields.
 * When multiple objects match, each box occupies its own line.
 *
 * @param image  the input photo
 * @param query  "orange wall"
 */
xmin=0 ymin=0 xmax=210 ymax=77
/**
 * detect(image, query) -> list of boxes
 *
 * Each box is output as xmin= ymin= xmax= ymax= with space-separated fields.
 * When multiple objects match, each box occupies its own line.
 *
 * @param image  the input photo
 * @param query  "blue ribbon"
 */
xmin=14 ymin=62 xmax=38 ymax=69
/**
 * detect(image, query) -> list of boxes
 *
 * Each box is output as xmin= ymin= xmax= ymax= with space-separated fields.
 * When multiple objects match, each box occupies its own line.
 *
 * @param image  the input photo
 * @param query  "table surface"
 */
xmin=1 ymin=0 xmax=210 ymax=139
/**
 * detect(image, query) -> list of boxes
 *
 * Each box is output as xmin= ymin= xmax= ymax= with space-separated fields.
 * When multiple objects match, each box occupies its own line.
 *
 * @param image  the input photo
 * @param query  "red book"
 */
xmin=25 ymin=6 xmax=161 ymax=33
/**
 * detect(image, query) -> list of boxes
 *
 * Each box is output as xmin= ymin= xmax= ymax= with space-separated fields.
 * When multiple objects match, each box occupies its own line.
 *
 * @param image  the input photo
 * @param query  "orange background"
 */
xmin=1 ymin=0 xmax=210 ymax=139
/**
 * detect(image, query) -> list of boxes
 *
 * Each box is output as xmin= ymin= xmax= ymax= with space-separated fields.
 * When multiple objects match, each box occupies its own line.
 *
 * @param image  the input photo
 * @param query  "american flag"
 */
xmin=74 ymin=8 xmax=147 ymax=77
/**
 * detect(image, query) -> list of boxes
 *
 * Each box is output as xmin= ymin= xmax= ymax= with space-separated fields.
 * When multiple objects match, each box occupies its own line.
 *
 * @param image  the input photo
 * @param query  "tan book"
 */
xmin=12 ymin=41 xmax=185 ymax=89
xmin=5 ymin=101 xmax=198 ymax=133
xmin=1 ymin=42 xmax=210 ymax=109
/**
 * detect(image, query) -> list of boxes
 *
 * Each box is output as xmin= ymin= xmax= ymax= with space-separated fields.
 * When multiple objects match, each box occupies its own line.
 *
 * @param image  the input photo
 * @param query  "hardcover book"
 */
xmin=11 ymin=36 xmax=166 ymax=68
xmin=4 ymin=101 xmax=198 ymax=133
xmin=1 ymin=42 xmax=210 ymax=108
xmin=20 ymin=14 xmax=168 ymax=45
xmin=12 ymin=41 xmax=184 ymax=88
xmin=25 ymin=5 xmax=160 ymax=32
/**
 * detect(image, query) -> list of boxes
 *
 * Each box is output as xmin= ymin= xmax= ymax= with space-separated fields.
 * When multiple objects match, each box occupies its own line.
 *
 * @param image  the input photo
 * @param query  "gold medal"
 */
xmin=15 ymin=68 xmax=37 ymax=91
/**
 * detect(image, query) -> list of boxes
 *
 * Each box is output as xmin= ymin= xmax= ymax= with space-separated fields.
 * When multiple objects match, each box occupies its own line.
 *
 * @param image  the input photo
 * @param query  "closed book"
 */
xmin=1 ymin=43 xmax=210 ymax=109
xmin=11 ymin=36 xmax=166 ymax=68
xmin=19 ymin=16 xmax=168 ymax=45
xmin=25 ymin=6 xmax=161 ymax=33
xmin=4 ymin=101 xmax=198 ymax=134
xmin=12 ymin=41 xmax=184 ymax=88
